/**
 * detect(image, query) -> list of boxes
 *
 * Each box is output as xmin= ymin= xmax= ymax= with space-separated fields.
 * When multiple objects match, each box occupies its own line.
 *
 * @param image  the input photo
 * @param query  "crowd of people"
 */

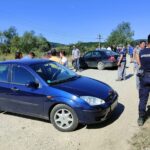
xmin=15 ymin=49 xmax=69 ymax=67
xmin=15 ymin=45 xmax=81 ymax=72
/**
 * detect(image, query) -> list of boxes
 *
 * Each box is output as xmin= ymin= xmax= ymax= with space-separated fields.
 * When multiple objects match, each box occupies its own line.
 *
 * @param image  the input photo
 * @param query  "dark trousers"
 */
xmin=139 ymin=75 xmax=150 ymax=117
xmin=74 ymin=58 xmax=80 ymax=71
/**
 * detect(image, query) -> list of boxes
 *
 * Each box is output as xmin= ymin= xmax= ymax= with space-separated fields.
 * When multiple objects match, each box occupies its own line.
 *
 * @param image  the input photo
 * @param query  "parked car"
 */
xmin=72 ymin=50 xmax=119 ymax=70
xmin=0 ymin=59 xmax=118 ymax=132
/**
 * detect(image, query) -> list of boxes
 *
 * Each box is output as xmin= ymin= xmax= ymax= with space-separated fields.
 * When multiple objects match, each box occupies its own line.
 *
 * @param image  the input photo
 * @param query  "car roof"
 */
xmin=0 ymin=59 xmax=50 ymax=66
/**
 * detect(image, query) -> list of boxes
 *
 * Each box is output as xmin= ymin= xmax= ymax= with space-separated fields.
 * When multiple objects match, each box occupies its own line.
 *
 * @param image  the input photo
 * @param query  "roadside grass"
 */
xmin=0 ymin=53 xmax=14 ymax=61
xmin=130 ymin=117 xmax=150 ymax=150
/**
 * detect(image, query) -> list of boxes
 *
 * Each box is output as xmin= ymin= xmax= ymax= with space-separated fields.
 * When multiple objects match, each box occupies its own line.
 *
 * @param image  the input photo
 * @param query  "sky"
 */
xmin=0 ymin=0 xmax=150 ymax=44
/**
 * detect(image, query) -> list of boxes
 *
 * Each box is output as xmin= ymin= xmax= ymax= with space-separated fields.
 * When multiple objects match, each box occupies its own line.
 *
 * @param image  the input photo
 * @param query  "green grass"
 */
xmin=0 ymin=54 xmax=14 ymax=61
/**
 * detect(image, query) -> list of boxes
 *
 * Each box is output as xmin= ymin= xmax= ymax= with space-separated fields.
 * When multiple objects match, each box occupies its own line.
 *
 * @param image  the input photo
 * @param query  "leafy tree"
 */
xmin=107 ymin=22 xmax=134 ymax=46
xmin=3 ymin=26 xmax=18 ymax=41
xmin=0 ymin=26 xmax=18 ymax=54
xmin=10 ymin=36 xmax=21 ymax=52
xmin=36 ymin=35 xmax=51 ymax=52
xmin=19 ymin=31 xmax=37 ymax=53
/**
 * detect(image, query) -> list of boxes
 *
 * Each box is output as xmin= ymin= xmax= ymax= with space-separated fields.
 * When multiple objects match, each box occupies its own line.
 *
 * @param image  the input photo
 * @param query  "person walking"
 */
xmin=137 ymin=34 xmax=150 ymax=126
xmin=72 ymin=46 xmax=80 ymax=71
xmin=116 ymin=45 xmax=127 ymax=81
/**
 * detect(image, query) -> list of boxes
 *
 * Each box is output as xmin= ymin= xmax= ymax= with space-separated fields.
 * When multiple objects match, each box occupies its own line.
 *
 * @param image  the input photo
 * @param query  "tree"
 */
xmin=3 ymin=26 xmax=18 ymax=45
xmin=36 ymin=35 xmax=51 ymax=52
xmin=0 ymin=26 xmax=18 ymax=54
xmin=19 ymin=31 xmax=37 ymax=53
xmin=10 ymin=36 xmax=21 ymax=52
xmin=0 ymin=26 xmax=52 ymax=55
xmin=107 ymin=22 xmax=134 ymax=46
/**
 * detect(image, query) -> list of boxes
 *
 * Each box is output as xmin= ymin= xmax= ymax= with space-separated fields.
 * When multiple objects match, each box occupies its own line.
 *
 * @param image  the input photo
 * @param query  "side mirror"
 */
xmin=26 ymin=81 xmax=39 ymax=89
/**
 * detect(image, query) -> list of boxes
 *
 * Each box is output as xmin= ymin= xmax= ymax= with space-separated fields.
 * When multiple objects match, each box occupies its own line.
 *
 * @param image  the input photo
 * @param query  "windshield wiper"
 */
xmin=50 ymin=75 xmax=81 ymax=85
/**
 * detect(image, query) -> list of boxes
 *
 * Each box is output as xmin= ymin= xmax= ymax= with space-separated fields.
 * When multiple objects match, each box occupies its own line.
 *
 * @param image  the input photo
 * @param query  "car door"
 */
xmin=9 ymin=64 xmax=46 ymax=117
xmin=83 ymin=51 xmax=93 ymax=67
xmin=91 ymin=51 xmax=102 ymax=67
xmin=0 ymin=64 xmax=13 ymax=111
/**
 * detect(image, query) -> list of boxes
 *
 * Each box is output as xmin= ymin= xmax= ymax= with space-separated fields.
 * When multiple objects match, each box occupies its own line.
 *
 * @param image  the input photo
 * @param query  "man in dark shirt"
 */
xmin=138 ymin=34 xmax=150 ymax=126
xmin=116 ymin=45 xmax=127 ymax=81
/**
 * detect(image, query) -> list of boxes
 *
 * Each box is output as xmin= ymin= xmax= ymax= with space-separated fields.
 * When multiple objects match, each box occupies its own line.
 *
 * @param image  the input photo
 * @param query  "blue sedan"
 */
xmin=0 ymin=59 xmax=118 ymax=132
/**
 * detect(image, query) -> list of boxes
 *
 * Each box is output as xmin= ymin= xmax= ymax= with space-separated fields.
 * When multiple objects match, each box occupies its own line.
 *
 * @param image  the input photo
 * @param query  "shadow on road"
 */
xmin=125 ymin=73 xmax=134 ymax=80
xmin=146 ymin=105 xmax=150 ymax=118
xmin=105 ymin=67 xmax=118 ymax=71
xmin=71 ymin=67 xmax=118 ymax=72
xmin=86 ymin=102 xmax=125 ymax=129
xmin=1 ymin=112 xmax=50 ymax=123
xmin=1 ymin=103 xmax=125 ymax=131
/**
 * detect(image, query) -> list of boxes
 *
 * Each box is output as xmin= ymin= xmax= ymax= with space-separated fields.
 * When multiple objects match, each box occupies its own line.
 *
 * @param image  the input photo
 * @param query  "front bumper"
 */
xmin=76 ymin=99 xmax=118 ymax=124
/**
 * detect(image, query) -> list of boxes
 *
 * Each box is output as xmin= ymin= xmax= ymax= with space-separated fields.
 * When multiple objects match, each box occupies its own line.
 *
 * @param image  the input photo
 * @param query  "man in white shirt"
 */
xmin=72 ymin=46 xmax=80 ymax=71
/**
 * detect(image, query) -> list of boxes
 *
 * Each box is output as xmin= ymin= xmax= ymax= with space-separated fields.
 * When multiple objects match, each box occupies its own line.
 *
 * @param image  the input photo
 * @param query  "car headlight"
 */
xmin=80 ymin=96 xmax=105 ymax=106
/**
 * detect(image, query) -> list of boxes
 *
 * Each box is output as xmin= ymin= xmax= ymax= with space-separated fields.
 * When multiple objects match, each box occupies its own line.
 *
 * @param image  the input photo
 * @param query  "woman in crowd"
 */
xmin=60 ymin=51 xmax=68 ymax=67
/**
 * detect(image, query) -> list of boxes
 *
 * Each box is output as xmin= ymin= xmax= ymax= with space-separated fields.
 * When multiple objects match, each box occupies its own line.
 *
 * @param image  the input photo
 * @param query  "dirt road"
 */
xmin=0 ymin=62 xmax=140 ymax=150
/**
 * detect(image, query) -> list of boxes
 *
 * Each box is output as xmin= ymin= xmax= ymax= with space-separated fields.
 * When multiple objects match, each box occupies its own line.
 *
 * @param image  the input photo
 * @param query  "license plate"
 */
xmin=111 ymin=100 xmax=118 ymax=111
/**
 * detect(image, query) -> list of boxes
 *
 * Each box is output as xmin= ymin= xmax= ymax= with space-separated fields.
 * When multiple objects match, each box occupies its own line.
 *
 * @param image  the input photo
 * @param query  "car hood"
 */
xmin=53 ymin=76 xmax=112 ymax=100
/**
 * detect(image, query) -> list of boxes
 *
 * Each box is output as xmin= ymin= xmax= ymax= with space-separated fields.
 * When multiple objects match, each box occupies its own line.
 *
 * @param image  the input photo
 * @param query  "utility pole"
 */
xmin=97 ymin=34 xmax=101 ymax=49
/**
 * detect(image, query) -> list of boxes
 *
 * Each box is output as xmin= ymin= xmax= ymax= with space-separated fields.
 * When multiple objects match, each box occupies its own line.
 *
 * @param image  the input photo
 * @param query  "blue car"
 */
xmin=0 ymin=59 xmax=118 ymax=132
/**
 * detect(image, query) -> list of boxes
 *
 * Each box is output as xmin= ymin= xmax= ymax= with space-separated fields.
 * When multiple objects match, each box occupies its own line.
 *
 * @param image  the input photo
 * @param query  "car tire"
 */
xmin=50 ymin=104 xmax=79 ymax=132
xmin=97 ymin=62 xmax=105 ymax=70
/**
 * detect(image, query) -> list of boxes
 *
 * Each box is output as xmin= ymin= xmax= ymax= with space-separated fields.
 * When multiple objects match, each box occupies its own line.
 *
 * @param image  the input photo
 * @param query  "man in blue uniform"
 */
xmin=116 ymin=45 xmax=127 ymax=81
xmin=138 ymin=34 xmax=150 ymax=126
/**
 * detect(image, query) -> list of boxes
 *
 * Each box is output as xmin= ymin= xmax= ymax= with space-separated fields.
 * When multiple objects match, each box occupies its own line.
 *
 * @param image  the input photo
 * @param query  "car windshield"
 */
xmin=31 ymin=61 xmax=77 ymax=85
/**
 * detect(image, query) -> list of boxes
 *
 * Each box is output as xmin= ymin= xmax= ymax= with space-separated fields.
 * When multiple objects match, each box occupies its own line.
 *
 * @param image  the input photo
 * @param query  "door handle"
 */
xmin=11 ymin=87 xmax=19 ymax=91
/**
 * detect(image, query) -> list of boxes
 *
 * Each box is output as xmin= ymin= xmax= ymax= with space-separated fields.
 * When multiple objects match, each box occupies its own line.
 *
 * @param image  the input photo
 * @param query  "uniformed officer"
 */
xmin=138 ymin=34 xmax=150 ymax=126
xmin=116 ymin=45 xmax=127 ymax=81
xmin=133 ymin=41 xmax=146 ymax=90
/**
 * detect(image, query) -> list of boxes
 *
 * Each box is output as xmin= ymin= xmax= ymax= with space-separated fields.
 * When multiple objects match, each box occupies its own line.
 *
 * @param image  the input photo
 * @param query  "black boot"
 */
xmin=137 ymin=116 xmax=145 ymax=126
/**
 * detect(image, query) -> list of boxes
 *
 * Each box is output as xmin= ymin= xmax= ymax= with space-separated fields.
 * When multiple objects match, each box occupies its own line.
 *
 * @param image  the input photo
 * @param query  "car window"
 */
xmin=92 ymin=51 xmax=101 ymax=57
xmin=12 ymin=65 xmax=35 ymax=84
xmin=84 ymin=52 xmax=92 ymax=58
xmin=0 ymin=64 xmax=9 ymax=82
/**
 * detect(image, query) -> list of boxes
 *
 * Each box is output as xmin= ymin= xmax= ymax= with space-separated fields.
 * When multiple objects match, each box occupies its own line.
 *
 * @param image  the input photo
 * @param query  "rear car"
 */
xmin=0 ymin=59 xmax=118 ymax=132
xmin=73 ymin=50 xmax=119 ymax=70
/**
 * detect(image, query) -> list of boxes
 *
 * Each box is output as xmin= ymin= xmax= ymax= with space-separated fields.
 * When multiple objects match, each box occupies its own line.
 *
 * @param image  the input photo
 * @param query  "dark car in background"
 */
xmin=0 ymin=59 xmax=118 ymax=132
xmin=73 ymin=50 xmax=119 ymax=70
